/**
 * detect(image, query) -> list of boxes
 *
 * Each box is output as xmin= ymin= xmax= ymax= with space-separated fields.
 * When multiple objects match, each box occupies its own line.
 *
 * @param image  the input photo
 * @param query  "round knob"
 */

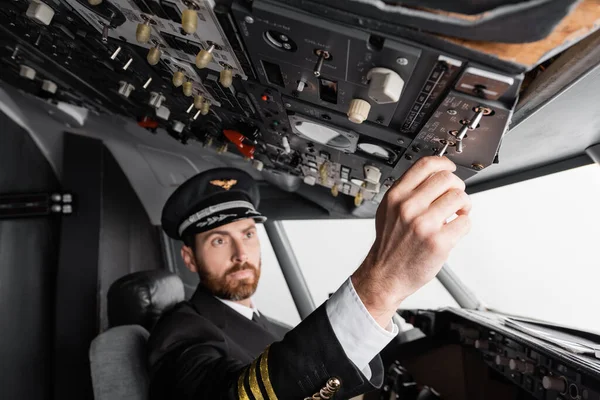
xmin=509 ymin=359 xmax=534 ymax=374
xmin=146 ymin=47 xmax=161 ymax=65
xmin=172 ymin=71 xmax=185 ymax=87
xmin=42 ymin=80 xmax=57 ymax=94
xmin=181 ymin=9 xmax=198 ymax=34
xmin=182 ymin=81 xmax=193 ymax=97
xmin=495 ymin=355 xmax=509 ymax=366
xmin=474 ymin=340 xmax=489 ymax=350
xmin=19 ymin=65 xmax=37 ymax=80
xmin=194 ymin=95 xmax=205 ymax=109
xmin=172 ymin=121 xmax=185 ymax=134
xmin=88 ymin=0 xmax=103 ymax=5
xmin=347 ymin=99 xmax=371 ymax=124
xmin=219 ymin=68 xmax=233 ymax=88
xmin=201 ymin=101 xmax=211 ymax=115
xmin=542 ymin=376 xmax=566 ymax=393
xmin=252 ymin=160 xmax=264 ymax=171
xmin=136 ymin=22 xmax=151 ymax=44
xmin=195 ymin=46 xmax=214 ymax=69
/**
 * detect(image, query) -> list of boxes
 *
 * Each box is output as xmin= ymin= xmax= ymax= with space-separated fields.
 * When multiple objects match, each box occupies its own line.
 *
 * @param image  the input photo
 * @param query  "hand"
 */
xmin=351 ymin=156 xmax=472 ymax=328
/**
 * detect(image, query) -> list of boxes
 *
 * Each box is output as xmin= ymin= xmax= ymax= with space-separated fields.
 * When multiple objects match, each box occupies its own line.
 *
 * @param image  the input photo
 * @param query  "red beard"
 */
xmin=198 ymin=261 xmax=261 ymax=301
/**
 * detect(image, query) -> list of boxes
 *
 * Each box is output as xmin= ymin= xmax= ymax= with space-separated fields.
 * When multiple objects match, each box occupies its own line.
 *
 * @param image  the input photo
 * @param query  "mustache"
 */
xmin=225 ymin=262 xmax=257 ymax=276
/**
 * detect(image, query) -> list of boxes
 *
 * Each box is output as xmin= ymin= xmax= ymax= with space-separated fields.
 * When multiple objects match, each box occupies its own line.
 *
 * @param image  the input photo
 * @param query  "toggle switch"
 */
xmin=436 ymin=140 xmax=451 ymax=157
xmin=297 ymin=80 xmax=306 ymax=92
xmin=313 ymin=49 xmax=331 ymax=77
xmin=110 ymin=46 xmax=121 ymax=60
xmin=122 ymin=58 xmax=133 ymax=71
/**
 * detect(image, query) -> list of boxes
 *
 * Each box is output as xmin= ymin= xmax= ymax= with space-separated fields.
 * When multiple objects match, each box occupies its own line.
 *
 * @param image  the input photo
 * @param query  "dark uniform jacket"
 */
xmin=147 ymin=286 xmax=384 ymax=399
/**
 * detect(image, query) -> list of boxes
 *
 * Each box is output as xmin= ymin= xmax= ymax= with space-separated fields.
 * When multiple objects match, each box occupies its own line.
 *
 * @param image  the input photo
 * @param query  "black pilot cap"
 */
xmin=161 ymin=167 xmax=267 ymax=241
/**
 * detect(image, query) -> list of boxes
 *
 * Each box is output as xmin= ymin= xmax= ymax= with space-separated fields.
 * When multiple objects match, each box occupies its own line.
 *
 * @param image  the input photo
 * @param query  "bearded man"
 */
xmin=148 ymin=157 xmax=471 ymax=399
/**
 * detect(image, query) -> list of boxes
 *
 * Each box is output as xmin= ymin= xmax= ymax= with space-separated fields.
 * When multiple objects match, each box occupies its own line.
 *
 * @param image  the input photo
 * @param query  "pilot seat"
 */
xmin=89 ymin=270 xmax=185 ymax=400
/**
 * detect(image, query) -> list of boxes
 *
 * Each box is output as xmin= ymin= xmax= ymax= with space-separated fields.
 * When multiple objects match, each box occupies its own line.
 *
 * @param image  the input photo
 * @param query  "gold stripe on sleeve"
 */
xmin=237 ymin=368 xmax=250 ymax=400
xmin=249 ymin=356 xmax=264 ymax=400
xmin=259 ymin=346 xmax=278 ymax=400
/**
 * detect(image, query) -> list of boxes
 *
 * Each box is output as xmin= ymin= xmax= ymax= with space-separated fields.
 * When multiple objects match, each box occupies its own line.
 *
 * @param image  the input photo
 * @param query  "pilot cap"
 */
xmin=161 ymin=167 xmax=267 ymax=240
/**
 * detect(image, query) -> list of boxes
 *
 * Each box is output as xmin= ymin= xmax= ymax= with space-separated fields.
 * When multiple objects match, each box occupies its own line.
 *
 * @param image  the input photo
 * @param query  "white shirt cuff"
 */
xmin=325 ymin=277 xmax=398 ymax=378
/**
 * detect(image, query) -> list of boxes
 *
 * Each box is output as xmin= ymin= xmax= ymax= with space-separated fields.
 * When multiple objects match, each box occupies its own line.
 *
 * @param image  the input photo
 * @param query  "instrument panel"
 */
xmin=0 ymin=0 xmax=536 ymax=208
xmin=398 ymin=309 xmax=600 ymax=400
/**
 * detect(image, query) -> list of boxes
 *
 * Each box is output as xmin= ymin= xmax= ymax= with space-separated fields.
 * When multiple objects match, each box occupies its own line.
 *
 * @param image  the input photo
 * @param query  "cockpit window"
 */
xmin=283 ymin=219 xmax=459 ymax=309
xmin=448 ymin=164 xmax=600 ymax=333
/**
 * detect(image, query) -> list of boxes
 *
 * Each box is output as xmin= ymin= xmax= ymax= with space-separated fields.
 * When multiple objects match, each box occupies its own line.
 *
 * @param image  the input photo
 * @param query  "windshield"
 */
xmin=448 ymin=164 xmax=600 ymax=334
xmin=283 ymin=220 xmax=459 ymax=310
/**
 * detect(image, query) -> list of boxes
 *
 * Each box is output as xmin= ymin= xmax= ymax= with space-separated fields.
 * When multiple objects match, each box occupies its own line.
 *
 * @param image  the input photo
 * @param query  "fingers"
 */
xmin=426 ymin=188 xmax=472 ymax=226
xmin=406 ymin=170 xmax=465 ymax=216
xmin=388 ymin=157 xmax=457 ymax=200
xmin=440 ymin=214 xmax=471 ymax=248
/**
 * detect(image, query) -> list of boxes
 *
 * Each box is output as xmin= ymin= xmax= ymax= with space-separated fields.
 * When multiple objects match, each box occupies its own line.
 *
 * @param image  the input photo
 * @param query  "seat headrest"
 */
xmin=107 ymin=270 xmax=185 ymax=331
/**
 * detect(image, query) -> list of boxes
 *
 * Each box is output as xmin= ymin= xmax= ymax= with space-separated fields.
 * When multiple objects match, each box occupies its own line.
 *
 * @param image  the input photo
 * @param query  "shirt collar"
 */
xmin=216 ymin=297 xmax=259 ymax=320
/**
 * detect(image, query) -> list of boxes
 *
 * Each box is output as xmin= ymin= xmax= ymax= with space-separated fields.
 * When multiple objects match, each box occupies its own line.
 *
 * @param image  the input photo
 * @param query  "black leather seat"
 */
xmin=89 ymin=270 xmax=185 ymax=400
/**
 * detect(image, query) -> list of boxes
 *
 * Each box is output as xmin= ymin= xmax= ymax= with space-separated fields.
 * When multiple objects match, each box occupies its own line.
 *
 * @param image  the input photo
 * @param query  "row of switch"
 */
xmin=471 ymin=338 xmax=572 ymax=395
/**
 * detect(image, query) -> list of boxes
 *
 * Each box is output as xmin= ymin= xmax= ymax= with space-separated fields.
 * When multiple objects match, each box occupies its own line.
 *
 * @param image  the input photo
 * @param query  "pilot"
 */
xmin=148 ymin=156 xmax=471 ymax=399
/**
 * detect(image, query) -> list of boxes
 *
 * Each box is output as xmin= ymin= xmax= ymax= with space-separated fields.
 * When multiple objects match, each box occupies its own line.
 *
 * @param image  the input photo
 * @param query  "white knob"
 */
xmin=495 ymin=355 xmax=509 ymax=366
xmin=19 ymin=65 xmax=36 ymax=80
xmin=156 ymin=105 xmax=170 ymax=120
xmin=304 ymin=175 xmax=317 ymax=186
xmin=26 ymin=1 xmax=55 ymax=25
xmin=42 ymin=80 xmax=58 ymax=94
xmin=347 ymin=99 xmax=371 ymax=124
xmin=474 ymin=340 xmax=489 ymax=350
xmin=253 ymin=160 xmax=264 ymax=171
xmin=364 ymin=165 xmax=381 ymax=185
xmin=542 ymin=376 xmax=566 ymax=392
xmin=172 ymin=121 xmax=185 ymax=133
xmin=509 ymin=359 xmax=534 ymax=374
xmin=117 ymin=81 xmax=134 ymax=98
xmin=366 ymin=67 xmax=404 ymax=104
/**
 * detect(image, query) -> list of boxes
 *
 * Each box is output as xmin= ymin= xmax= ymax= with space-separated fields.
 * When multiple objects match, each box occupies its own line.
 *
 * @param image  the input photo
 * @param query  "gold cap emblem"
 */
xmin=210 ymin=179 xmax=238 ymax=190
